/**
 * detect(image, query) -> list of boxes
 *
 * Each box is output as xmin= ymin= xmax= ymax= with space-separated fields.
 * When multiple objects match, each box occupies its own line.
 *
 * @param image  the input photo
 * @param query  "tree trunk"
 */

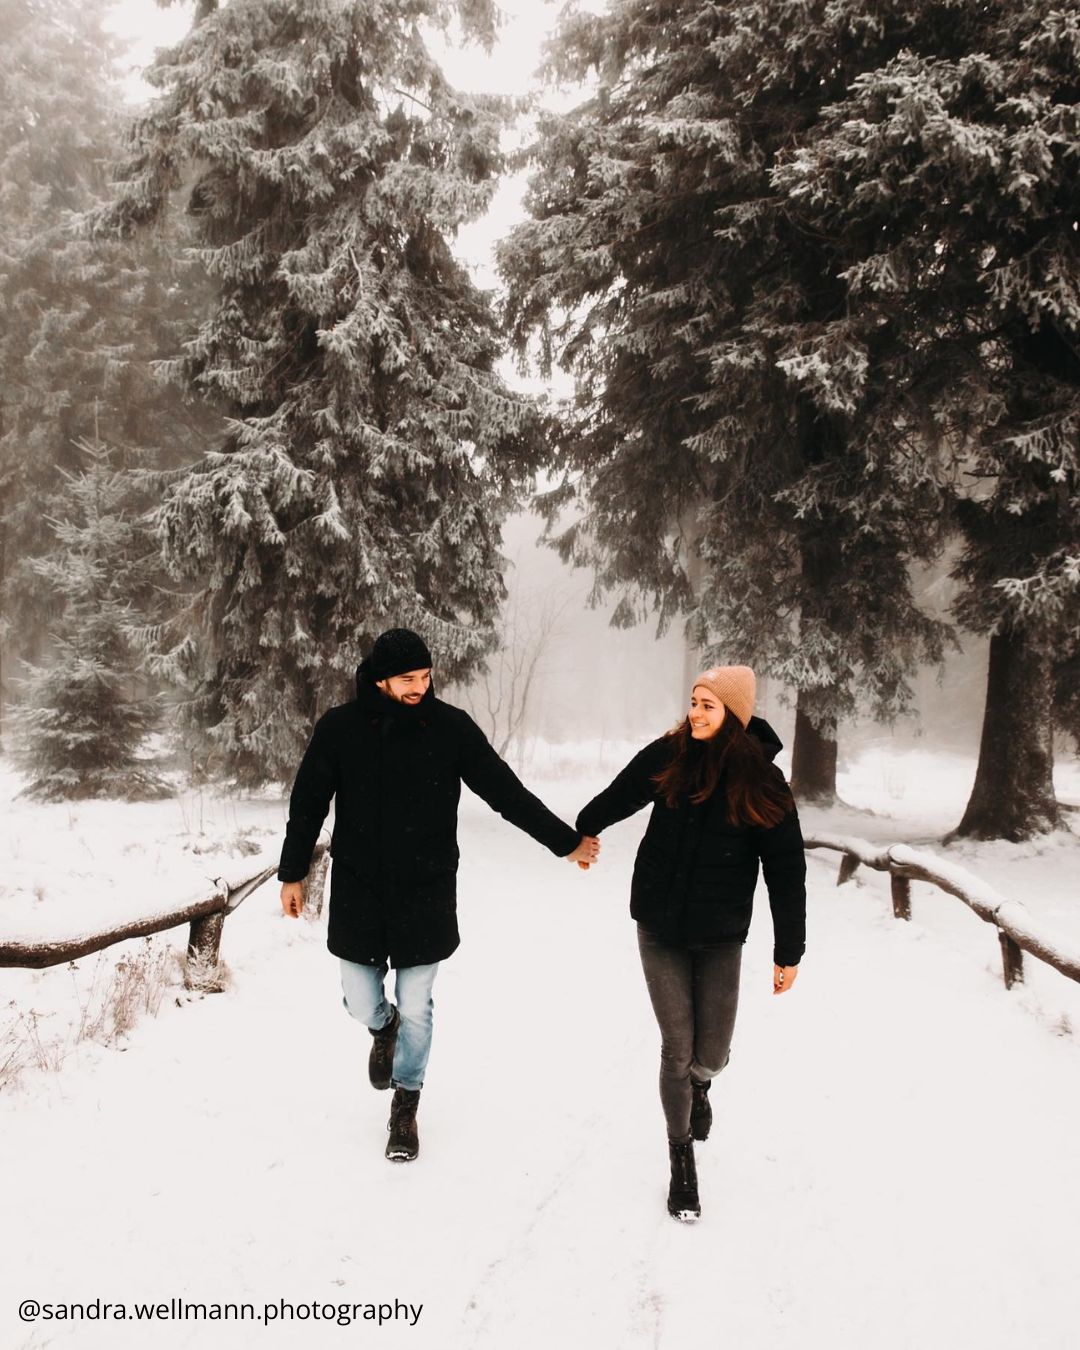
xmin=790 ymin=689 xmax=838 ymax=804
xmin=954 ymin=627 xmax=1059 ymax=841
xmin=790 ymin=520 xmax=841 ymax=804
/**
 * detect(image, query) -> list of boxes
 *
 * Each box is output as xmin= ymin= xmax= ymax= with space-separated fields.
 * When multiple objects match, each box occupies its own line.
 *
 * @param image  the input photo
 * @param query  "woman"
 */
xmin=576 ymin=665 xmax=805 ymax=1222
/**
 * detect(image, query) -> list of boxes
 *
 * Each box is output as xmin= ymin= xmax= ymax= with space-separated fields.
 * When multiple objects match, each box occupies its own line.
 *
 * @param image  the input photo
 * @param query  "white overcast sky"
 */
xmin=105 ymin=0 xmax=605 ymax=106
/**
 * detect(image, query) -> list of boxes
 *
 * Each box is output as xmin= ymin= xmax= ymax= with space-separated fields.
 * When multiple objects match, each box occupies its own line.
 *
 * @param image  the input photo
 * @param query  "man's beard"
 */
xmin=385 ymin=688 xmax=424 ymax=704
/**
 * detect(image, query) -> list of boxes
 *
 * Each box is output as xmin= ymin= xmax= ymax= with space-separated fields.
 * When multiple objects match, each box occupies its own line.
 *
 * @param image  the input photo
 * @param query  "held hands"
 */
xmin=284 ymin=839 xmax=601 ymax=913
xmin=567 ymin=835 xmax=601 ymax=870
xmin=281 ymin=881 xmax=305 ymax=918
xmin=772 ymin=964 xmax=799 ymax=996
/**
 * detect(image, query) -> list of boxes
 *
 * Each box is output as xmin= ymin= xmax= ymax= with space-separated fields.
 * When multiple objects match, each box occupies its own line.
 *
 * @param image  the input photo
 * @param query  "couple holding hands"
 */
xmin=278 ymin=628 xmax=805 ymax=1222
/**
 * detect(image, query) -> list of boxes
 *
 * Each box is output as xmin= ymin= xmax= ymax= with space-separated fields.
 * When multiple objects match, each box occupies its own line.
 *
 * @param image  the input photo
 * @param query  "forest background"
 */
xmin=2 ymin=0 xmax=1079 ymax=845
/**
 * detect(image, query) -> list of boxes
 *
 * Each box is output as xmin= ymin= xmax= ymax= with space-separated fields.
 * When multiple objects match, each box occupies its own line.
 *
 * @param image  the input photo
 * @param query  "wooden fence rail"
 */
xmin=0 ymin=844 xmax=329 ymax=991
xmin=804 ymin=833 xmax=1080 ymax=992
xmin=3 ymin=835 xmax=1076 ymax=998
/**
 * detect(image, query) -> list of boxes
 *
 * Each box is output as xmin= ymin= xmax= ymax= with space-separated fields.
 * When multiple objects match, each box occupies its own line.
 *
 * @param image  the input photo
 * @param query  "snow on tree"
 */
xmin=772 ymin=0 xmax=1080 ymax=839
xmin=499 ymin=0 xmax=953 ymax=804
xmin=10 ymin=439 xmax=168 ymax=801
xmin=89 ymin=0 xmax=548 ymax=784
xmin=0 ymin=0 xmax=210 ymax=748
xmin=0 ymin=0 xmax=124 ymax=727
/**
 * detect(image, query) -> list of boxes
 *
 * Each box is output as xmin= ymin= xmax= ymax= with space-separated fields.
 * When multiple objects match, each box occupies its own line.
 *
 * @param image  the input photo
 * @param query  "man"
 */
xmin=278 ymin=627 xmax=599 ymax=1162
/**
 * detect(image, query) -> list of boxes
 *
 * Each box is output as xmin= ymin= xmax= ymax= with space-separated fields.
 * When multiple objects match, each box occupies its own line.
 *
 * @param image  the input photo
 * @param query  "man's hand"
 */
xmin=773 ymin=964 xmax=799 ymax=995
xmin=281 ymin=881 xmax=305 ymax=918
xmin=567 ymin=835 xmax=601 ymax=870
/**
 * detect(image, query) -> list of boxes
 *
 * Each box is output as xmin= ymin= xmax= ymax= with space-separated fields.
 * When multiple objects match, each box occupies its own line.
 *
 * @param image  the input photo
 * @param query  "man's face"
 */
xmin=376 ymin=668 xmax=432 ymax=704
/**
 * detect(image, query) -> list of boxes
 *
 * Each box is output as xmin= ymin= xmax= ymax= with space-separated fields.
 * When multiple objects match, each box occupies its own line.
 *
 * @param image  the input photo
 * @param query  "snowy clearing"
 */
xmin=2 ymin=747 xmax=1079 ymax=1350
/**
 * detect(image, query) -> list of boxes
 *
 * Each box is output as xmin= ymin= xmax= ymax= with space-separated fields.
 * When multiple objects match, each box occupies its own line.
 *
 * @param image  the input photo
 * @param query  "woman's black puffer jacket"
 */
xmin=576 ymin=718 xmax=806 ymax=966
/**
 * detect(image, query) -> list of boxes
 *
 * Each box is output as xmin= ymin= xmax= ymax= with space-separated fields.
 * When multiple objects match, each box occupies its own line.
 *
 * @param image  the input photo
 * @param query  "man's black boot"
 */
xmin=368 ymin=1005 xmax=399 ymax=1091
xmin=667 ymin=1136 xmax=700 ymax=1221
xmin=690 ymin=1077 xmax=712 ymax=1142
xmin=385 ymin=1086 xmax=420 ymax=1162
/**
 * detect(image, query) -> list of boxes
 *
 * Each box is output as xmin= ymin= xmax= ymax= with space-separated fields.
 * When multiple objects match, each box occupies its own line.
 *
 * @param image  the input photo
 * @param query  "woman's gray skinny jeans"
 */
xmin=636 ymin=924 xmax=743 ymax=1140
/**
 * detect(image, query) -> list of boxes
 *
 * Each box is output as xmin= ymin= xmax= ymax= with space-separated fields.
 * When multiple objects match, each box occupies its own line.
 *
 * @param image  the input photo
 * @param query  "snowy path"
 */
xmin=3 ymin=789 xmax=1079 ymax=1350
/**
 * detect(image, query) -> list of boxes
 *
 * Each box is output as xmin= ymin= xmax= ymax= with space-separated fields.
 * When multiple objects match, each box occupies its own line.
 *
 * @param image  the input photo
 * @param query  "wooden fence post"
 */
xmin=186 ymin=910 xmax=225 ymax=991
xmin=303 ymin=849 xmax=330 ymax=920
xmin=890 ymin=874 xmax=912 ymax=921
xmin=998 ymin=930 xmax=1024 ymax=990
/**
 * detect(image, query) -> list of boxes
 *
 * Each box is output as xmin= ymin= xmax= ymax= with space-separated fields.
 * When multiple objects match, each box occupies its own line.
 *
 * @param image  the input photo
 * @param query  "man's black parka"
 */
xmin=575 ymin=718 xmax=806 ymax=966
xmin=278 ymin=673 xmax=580 ymax=967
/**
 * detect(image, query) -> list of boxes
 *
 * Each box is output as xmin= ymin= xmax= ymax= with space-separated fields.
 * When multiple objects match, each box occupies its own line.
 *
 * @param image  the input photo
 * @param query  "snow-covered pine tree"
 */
xmin=499 ymin=0 xmax=952 ymax=803
xmin=90 ymin=0 xmax=544 ymax=784
xmin=0 ymin=0 xmax=122 ymax=726
xmin=772 ymin=0 xmax=1080 ymax=839
xmin=11 ymin=438 xmax=168 ymax=800
xmin=0 ymin=0 xmax=206 ymax=744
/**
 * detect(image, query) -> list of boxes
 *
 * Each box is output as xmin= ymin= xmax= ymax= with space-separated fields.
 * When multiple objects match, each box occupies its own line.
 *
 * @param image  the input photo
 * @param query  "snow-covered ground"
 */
xmin=2 ymin=745 xmax=1079 ymax=1350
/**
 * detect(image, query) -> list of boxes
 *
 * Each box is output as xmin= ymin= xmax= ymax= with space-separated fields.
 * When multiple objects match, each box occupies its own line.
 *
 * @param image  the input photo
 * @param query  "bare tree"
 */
xmin=451 ymin=584 xmax=571 ymax=760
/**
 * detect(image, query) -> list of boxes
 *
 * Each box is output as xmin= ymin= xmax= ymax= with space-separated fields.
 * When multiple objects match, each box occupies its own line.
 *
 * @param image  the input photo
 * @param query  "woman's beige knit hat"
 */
xmin=692 ymin=666 xmax=756 ymax=729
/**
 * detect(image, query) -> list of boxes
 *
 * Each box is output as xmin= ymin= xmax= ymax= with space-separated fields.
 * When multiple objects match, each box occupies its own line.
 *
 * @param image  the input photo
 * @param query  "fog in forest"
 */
xmin=5 ymin=0 xmax=1074 ymax=847
xmin=455 ymin=511 xmax=991 ymax=763
xmin=93 ymin=2 xmax=995 ymax=767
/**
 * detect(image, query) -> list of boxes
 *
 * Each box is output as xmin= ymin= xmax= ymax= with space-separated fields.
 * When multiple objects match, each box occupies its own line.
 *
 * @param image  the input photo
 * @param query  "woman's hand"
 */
xmin=772 ymin=964 xmax=799 ymax=995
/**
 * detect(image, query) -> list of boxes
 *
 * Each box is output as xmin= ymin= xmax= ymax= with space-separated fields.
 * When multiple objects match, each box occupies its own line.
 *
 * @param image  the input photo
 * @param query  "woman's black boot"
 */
xmin=667 ymin=1136 xmax=700 ymax=1221
xmin=690 ymin=1077 xmax=712 ymax=1141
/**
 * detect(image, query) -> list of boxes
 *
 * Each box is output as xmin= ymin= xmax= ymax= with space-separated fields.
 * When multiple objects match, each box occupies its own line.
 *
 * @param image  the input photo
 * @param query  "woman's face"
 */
xmin=689 ymin=686 xmax=726 ymax=739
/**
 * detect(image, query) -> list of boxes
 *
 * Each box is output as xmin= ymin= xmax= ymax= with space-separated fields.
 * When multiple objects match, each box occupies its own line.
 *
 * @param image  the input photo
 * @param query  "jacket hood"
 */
xmin=748 ymin=715 xmax=783 ymax=762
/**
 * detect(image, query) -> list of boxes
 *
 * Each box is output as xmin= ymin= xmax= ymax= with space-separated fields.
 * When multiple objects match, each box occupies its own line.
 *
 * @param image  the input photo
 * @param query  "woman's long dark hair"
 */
xmin=652 ymin=708 xmax=793 ymax=827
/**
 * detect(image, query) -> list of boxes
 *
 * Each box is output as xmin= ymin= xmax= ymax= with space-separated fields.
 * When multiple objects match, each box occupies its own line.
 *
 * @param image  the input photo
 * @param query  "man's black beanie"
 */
xmin=362 ymin=628 xmax=433 ymax=682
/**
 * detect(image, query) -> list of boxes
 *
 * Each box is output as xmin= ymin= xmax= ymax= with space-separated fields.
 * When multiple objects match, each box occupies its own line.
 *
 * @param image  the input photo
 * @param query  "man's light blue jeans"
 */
xmin=339 ymin=958 xmax=440 ymax=1091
